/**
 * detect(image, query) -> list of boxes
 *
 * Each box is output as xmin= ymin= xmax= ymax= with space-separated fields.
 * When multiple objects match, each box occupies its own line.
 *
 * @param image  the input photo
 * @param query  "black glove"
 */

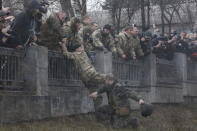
xmin=140 ymin=103 xmax=153 ymax=117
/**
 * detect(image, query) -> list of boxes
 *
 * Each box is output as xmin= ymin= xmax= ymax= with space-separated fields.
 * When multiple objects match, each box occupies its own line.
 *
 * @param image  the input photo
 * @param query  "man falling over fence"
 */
xmin=59 ymin=37 xmax=112 ymax=88
xmin=60 ymin=37 xmax=153 ymax=129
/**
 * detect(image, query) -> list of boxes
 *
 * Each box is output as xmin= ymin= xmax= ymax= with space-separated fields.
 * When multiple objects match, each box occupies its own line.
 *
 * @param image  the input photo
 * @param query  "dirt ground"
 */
xmin=0 ymin=104 xmax=196 ymax=131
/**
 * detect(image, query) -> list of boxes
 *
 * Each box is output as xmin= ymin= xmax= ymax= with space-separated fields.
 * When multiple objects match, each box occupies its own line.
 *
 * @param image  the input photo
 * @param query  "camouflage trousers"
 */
xmin=95 ymin=105 xmax=139 ymax=129
xmin=83 ymin=72 xmax=107 ymax=108
xmin=83 ymin=72 xmax=106 ymax=89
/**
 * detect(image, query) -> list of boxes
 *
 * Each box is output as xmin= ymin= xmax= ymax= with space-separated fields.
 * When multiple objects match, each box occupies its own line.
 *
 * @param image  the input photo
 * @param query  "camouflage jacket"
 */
xmin=116 ymin=32 xmax=135 ymax=58
xmin=92 ymin=29 xmax=116 ymax=53
xmin=61 ymin=44 xmax=99 ymax=83
xmin=39 ymin=13 xmax=65 ymax=51
xmin=116 ymin=32 xmax=144 ymax=58
xmin=130 ymin=35 xmax=144 ymax=57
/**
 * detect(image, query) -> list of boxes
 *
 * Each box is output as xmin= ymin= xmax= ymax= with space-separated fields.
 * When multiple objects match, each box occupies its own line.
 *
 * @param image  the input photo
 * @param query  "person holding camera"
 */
xmin=175 ymin=32 xmax=189 ymax=54
xmin=152 ymin=35 xmax=176 ymax=60
xmin=140 ymin=31 xmax=153 ymax=57
xmin=0 ymin=7 xmax=19 ymax=48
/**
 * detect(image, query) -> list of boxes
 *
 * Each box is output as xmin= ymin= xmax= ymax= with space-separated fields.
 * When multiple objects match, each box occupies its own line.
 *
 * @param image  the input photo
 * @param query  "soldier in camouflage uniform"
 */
xmin=116 ymin=26 xmax=144 ymax=60
xmin=78 ymin=15 xmax=94 ymax=53
xmin=115 ymin=26 xmax=134 ymax=59
xmin=60 ymin=39 xmax=113 ymax=88
xmin=39 ymin=12 xmax=66 ymax=51
xmin=130 ymin=26 xmax=144 ymax=59
xmin=92 ymin=24 xmax=117 ymax=53
xmin=90 ymin=80 xmax=145 ymax=129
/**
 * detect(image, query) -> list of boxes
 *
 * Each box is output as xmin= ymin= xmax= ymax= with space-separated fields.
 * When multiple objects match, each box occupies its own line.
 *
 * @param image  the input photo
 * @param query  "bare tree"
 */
xmin=75 ymin=0 xmax=87 ymax=16
xmin=141 ymin=0 xmax=146 ymax=31
xmin=3 ymin=0 xmax=23 ymax=13
xmin=0 ymin=0 xmax=2 ymax=10
xmin=193 ymin=0 xmax=197 ymax=30
xmin=185 ymin=0 xmax=193 ymax=30
xmin=158 ymin=0 xmax=166 ymax=34
xmin=147 ymin=0 xmax=151 ymax=29
xmin=60 ymin=0 xmax=75 ymax=17
xmin=163 ymin=7 xmax=176 ymax=33
xmin=60 ymin=0 xmax=87 ymax=17
xmin=104 ymin=0 xmax=140 ymax=32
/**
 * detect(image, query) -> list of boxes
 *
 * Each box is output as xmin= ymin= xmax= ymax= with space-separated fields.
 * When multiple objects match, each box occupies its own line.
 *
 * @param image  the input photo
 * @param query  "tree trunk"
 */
xmin=160 ymin=0 xmax=165 ymax=35
xmin=141 ymin=0 xmax=146 ymax=31
xmin=60 ymin=0 xmax=75 ymax=17
xmin=111 ymin=4 xmax=116 ymax=31
xmin=116 ymin=7 xmax=122 ymax=33
xmin=147 ymin=0 xmax=150 ymax=30
xmin=23 ymin=0 xmax=29 ymax=8
xmin=186 ymin=2 xmax=193 ymax=31
xmin=174 ymin=8 xmax=184 ymax=31
xmin=81 ymin=0 xmax=87 ymax=16
xmin=0 ymin=0 xmax=2 ymax=10
xmin=194 ymin=0 xmax=197 ymax=30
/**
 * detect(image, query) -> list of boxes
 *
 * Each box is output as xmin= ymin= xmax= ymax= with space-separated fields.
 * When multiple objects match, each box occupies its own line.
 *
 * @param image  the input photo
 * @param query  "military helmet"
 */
xmin=140 ymin=103 xmax=153 ymax=117
xmin=103 ymin=24 xmax=112 ymax=31
xmin=67 ymin=41 xmax=82 ymax=52
xmin=144 ymin=31 xmax=152 ymax=37
xmin=105 ymin=74 xmax=119 ymax=86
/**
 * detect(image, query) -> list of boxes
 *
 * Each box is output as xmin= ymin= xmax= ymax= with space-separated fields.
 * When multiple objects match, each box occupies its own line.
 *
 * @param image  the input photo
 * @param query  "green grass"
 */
xmin=0 ymin=104 xmax=197 ymax=131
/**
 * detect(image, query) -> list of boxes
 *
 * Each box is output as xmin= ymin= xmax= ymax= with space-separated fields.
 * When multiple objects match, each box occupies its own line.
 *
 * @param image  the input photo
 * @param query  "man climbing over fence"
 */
xmin=60 ymin=38 xmax=153 ymax=129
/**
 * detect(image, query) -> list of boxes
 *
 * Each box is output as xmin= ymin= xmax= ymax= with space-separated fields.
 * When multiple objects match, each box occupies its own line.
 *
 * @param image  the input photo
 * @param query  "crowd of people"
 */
xmin=6 ymin=0 xmax=191 ymax=129
xmin=0 ymin=2 xmax=197 ymax=61
xmin=140 ymin=30 xmax=197 ymax=61
xmin=0 ymin=0 xmax=48 ymax=49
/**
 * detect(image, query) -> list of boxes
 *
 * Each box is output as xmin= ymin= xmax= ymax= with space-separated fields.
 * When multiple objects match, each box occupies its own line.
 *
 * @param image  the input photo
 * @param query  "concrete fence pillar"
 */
xmin=92 ymin=50 xmax=113 ymax=107
xmin=141 ymin=54 xmax=157 ymax=103
xmin=174 ymin=53 xmax=197 ymax=103
xmin=174 ymin=53 xmax=187 ymax=82
xmin=23 ymin=46 xmax=49 ymax=96
xmin=143 ymin=53 xmax=184 ymax=103
xmin=94 ymin=50 xmax=112 ymax=74
xmin=142 ymin=54 xmax=157 ymax=87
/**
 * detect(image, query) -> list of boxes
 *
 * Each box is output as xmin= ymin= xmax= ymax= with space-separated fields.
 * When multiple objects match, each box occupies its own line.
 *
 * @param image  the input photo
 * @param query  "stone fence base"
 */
xmin=0 ymin=47 xmax=197 ymax=124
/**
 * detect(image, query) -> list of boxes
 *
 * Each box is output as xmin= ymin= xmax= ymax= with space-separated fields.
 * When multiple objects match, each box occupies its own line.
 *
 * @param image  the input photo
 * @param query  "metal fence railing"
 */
xmin=156 ymin=58 xmax=178 ymax=84
xmin=0 ymin=47 xmax=24 ymax=89
xmin=1 ymin=47 xmax=197 ymax=89
xmin=112 ymin=57 xmax=143 ymax=87
xmin=48 ymin=51 xmax=82 ymax=86
xmin=187 ymin=60 xmax=197 ymax=82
